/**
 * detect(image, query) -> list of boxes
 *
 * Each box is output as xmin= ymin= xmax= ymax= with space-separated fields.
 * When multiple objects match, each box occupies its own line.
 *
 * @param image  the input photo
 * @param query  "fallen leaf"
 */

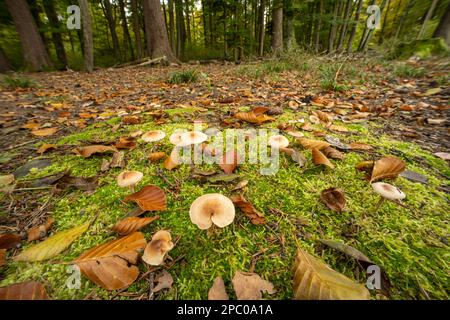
xmin=74 ymin=232 xmax=146 ymax=290
xmin=0 ymin=174 xmax=15 ymax=187
xmin=73 ymin=145 xmax=118 ymax=158
xmin=234 ymin=111 xmax=275 ymax=124
xmin=322 ymin=146 xmax=345 ymax=160
xmin=124 ymin=185 xmax=167 ymax=211
xmin=148 ymin=152 xmax=166 ymax=163
xmin=293 ymin=248 xmax=370 ymax=300
xmin=328 ymin=124 xmax=349 ymax=132
xmin=112 ymin=216 xmax=159 ymax=236
xmin=0 ymin=233 xmax=21 ymax=249
xmin=14 ymin=223 xmax=89 ymax=262
xmin=219 ymin=150 xmax=238 ymax=174
xmin=349 ymin=142 xmax=373 ymax=150
xmin=208 ymin=276 xmax=229 ymax=300
xmin=27 ymin=218 xmax=55 ymax=242
xmin=325 ymin=135 xmax=351 ymax=150
xmin=280 ymin=148 xmax=307 ymax=167
xmin=115 ymin=136 xmax=136 ymax=149
xmin=312 ymin=148 xmax=334 ymax=169
xmin=433 ymin=152 xmax=450 ymax=160
xmin=314 ymin=110 xmax=333 ymax=124
xmin=320 ymin=188 xmax=346 ymax=212
xmin=163 ymin=147 xmax=181 ymax=170
xmin=231 ymin=180 xmax=248 ymax=191
xmin=56 ymin=175 xmax=98 ymax=192
xmin=400 ymin=170 xmax=428 ymax=184
xmin=232 ymin=271 xmax=275 ymax=300
xmin=31 ymin=128 xmax=58 ymax=137
xmin=122 ymin=115 xmax=141 ymax=124
xmin=424 ymin=87 xmax=442 ymax=96
xmin=206 ymin=173 xmax=240 ymax=183
xmin=153 ymin=270 xmax=174 ymax=293
xmin=36 ymin=144 xmax=57 ymax=155
xmin=298 ymin=138 xmax=330 ymax=150
xmin=230 ymin=194 xmax=266 ymax=225
xmin=370 ymin=156 xmax=406 ymax=183
xmin=0 ymin=249 xmax=5 ymax=267
xmin=0 ymin=281 xmax=50 ymax=300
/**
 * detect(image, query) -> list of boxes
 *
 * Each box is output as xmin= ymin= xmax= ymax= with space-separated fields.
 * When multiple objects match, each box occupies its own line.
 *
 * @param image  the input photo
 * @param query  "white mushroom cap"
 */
xmin=189 ymin=193 xmax=235 ymax=229
xmin=117 ymin=171 xmax=143 ymax=187
xmin=268 ymin=135 xmax=289 ymax=148
xmin=169 ymin=132 xmax=184 ymax=146
xmin=179 ymin=131 xmax=208 ymax=146
xmin=142 ymin=230 xmax=174 ymax=266
xmin=371 ymin=182 xmax=406 ymax=201
xmin=142 ymin=130 xmax=166 ymax=142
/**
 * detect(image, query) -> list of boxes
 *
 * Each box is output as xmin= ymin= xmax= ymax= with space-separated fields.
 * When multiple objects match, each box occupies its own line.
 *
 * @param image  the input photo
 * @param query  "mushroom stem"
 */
xmin=373 ymin=197 xmax=385 ymax=213
xmin=129 ymin=185 xmax=135 ymax=193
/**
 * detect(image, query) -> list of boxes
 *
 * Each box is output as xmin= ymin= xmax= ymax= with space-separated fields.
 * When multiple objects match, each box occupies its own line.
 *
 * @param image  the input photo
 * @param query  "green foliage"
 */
xmin=319 ymin=64 xmax=348 ymax=92
xmin=237 ymin=60 xmax=293 ymax=78
xmin=394 ymin=63 xmax=426 ymax=78
xmin=168 ymin=70 xmax=200 ymax=84
xmin=1 ymin=74 xmax=35 ymax=88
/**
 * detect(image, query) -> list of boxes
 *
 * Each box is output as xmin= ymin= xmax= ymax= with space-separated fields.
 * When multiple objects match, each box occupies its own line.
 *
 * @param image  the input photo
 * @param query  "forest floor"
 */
xmin=0 ymin=54 xmax=449 ymax=300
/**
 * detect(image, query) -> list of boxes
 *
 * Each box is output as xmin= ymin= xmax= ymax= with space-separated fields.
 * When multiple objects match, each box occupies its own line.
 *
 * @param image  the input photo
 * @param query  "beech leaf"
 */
xmin=320 ymin=188 xmax=346 ymax=212
xmin=232 ymin=271 xmax=275 ymax=300
xmin=0 ymin=281 xmax=50 ymax=300
xmin=370 ymin=156 xmax=406 ymax=183
xmin=208 ymin=276 xmax=229 ymax=300
xmin=124 ymin=185 xmax=167 ymax=211
xmin=112 ymin=216 xmax=159 ymax=236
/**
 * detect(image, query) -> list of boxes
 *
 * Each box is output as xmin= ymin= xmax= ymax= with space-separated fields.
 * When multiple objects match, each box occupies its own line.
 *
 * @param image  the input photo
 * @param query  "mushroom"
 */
xmin=117 ymin=171 xmax=143 ymax=192
xmin=142 ymin=130 xmax=166 ymax=143
xmin=179 ymin=131 xmax=208 ymax=146
xmin=142 ymin=230 xmax=174 ymax=266
xmin=371 ymin=182 xmax=406 ymax=212
xmin=189 ymin=193 xmax=235 ymax=230
xmin=169 ymin=132 xmax=184 ymax=146
xmin=268 ymin=135 xmax=289 ymax=149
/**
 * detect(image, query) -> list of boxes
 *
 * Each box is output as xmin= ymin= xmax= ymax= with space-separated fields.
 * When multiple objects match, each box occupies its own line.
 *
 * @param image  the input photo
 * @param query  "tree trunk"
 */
xmin=346 ymin=0 xmax=363 ymax=53
xmin=5 ymin=0 xmax=52 ymax=71
xmin=175 ymin=0 xmax=187 ymax=59
xmin=418 ymin=0 xmax=439 ymax=39
xmin=28 ymin=0 xmax=49 ymax=52
xmin=103 ymin=0 xmax=121 ymax=62
xmin=0 ymin=46 xmax=12 ymax=72
xmin=142 ymin=0 xmax=177 ymax=62
xmin=378 ymin=0 xmax=391 ymax=44
xmin=118 ymin=0 xmax=135 ymax=60
xmin=185 ymin=0 xmax=192 ymax=44
xmin=337 ymin=0 xmax=352 ymax=52
xmin=168 ymin=0 xmax=176 ymax=50
xmin=271 ymin=0 xmax=283 ymax=55
xmin=328 ymin=0 xmax=339 ymax=53
xmin=201 ymin=0 xmax=209 ymax=47
xmin=315 ymin=0 xmax=323 ymax=53
xmin=130 ymin=0 xmax=143 ymax=60
xmin=78 ymin=0 xmax=94 ymax=72
xmin=258 ymin=0 xmax=265 ymax=56
xmin=433 ymin=2 xmax=450 ymax=45
xmin=394 ymin=0 xmax=414 ymax=39
xmin=43 ymin=0 xmax=68 ymax=67
xmin=285 ymin=0 xmax=296 ymax=51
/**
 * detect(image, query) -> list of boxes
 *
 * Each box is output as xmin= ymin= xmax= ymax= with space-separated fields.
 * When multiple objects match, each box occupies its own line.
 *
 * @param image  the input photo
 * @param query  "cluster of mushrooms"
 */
xmin=114 ymin=129 xmax=407 ymax=265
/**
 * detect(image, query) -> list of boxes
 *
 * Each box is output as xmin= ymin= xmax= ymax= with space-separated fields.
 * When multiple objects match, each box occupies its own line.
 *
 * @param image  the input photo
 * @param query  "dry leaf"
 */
xmin=293 ymin=248 xmax=370 ymax=300
xmin=280 ymin=148 xmax=307 ymax=167
xmin=231 ymin=180 xmax=248 ymax=191
xmin=0 ymin=249 xmax=5 ymax=267
xmin=433 ymin=152 xmax=450 ymax=161
xmin=322 ymin=146 xmax=345 ymax=160
xmin=112 ymin=216 xmax=159 ymax=236
xmin=148 ymin=152 xmax=166 ymax=163
xmin=370 ymin=156 xmax=406 ymax=183
xmin=234 ymin=111 xmax=275 ymax=124
xmin=74 ymin=232 xmax=146 ymax=290
xmin=124 ymin=185 xmax=167 ymax=211
xmin=153 ymin=270 xmax=174 ymax=292
xmin=73 ymin=145 xmax=118 ymax=158
xmin=219 ymin=150 xmax=238 ymax=174
xmin=230 ymin=194 xmax=266 ymax=225
xmin=0 ymin=281 xmax=50 ymax=300
xmin=320 ymin=188 xmax=346 ymax=212
xmin=122 ymin=115 xmax=141 ymax=124
xmin=315 ymin=110 xmax=333 ymax=124
xmin=208 ymin=276 xmax=229 ymax=300
xmin=232 ymin=271 xmax=275 ymax=300
xmin=312 ymin=148 xmax=334 ymax=169
xmin=0 ymin=174 xmax=15 ymax=187
xmin=298 ymin=138 xmax=330 ymax=150
xmin=27 ymin=218 xmax=55 ymax=242
xmin=115 ymin=136 xmax=136 ymax=149
xmin=0 ymin=233 xmax=21 ymax=249
xmin=31 ymin=127 xmax=58 ymax=137
xmin=349 ymin=142 xmax=373 ymax=150
xmin=328 ymin=124 xmax=349 ymax=132
xmin=37 ymin=143 xmax=57 ymax=155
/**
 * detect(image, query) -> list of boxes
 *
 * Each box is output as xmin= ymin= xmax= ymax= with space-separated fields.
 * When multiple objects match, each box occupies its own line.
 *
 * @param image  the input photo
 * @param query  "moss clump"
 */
xmin=392 ymin=38 xmax=450 ymax=60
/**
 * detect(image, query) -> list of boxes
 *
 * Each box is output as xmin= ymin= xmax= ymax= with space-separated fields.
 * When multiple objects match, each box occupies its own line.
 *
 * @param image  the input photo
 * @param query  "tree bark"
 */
xmin=43 ymin=0 xmax=68 ymax=67
xmin=78 ymin=0 xmax=94 ymax=72
xmin=346 ymin=0 xmax=363 ymax=53
xmin=142 ymin=0 xmax=177 ymax=62
xmin=433 ymin=2 xmax=450 ymax=45
xmin=130 ymin=0 xmax=143 ymax=60
xmin=378 ymin=0 xmax=391 ymax=44
xmin=418 ymin=0 xmax=439 ymax=39
xmin=271 ymin=0 xmax=283 ymax=55
xmin=315 ymin=0 xmax=323 ymax=53
xmin=185 ymin=0 xmax=192 ymax=44
xmin=394 ymin=0 xmax=413 ymax=39
xmin=285 ymin=0 xmax=296 ymax=51
xmin=258 ymin=0 xmax=265 ymax=56
xmin=328 ymin=0 xmax=340 ymax=53
xmin=168 ymin=0 xmax=176 ymax=50
xmin=337 ymin=0 xmax=352 ymax=52
xmin=0 ymin=46 xmax=12 ymax=73
xmin=175 ymin=0 xmax=187 ymax=59
xmin=103 ymin=0 xmax=121 ymax=62
xmin=118 ymin=0 xmax=135 ymax=60
xmin=5 ymin=0 xmax=53 ymax=71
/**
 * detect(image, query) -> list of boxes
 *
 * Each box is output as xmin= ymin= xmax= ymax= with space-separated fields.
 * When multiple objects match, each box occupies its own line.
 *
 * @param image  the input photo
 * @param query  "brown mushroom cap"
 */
xmin=189 ymin=193 xmax=235 ymax=229
xmin=179 ymin=131 xmax=208 ymax=146
xmin=142 ymin=230 xmax=174 ymax=266
xmin=142 ymin=130 xmax=166 ymax=142
xmin=268 ymin=135 xmax=289 ymax=148
xmin=371 ymin=182 xmax=406 ymax=201
xmin=117 ymin=171 xmax=143 ymax=187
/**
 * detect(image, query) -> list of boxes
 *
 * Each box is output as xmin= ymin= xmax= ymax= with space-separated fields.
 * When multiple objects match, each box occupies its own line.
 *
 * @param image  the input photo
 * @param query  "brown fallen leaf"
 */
xmin=115 ymin=136 xmax=136 ymax=149
xmin=0 ymin=233 xmax=21 ymax=249
xmin=349 ymin=142 xmax=373 ymax=150
xmin=434 ymin=152 xmax=450 ymax=161
xmin=312 ymin=148 xmax=334 ymax=169
xmin=31 ymin=127 xmax=58 ymax=137
xmin=0 ymin=281 xmax=50 ymax=300
xmin=75 ymin=232 xmax=146 ymax=291
xmin=328 ymin=124 xmax=349 ymax=132
xmin=73 ymin=145 xmax=118 ymax=158
xmin=234 ymin=111 xmax=275 ymax=124
xmin=315 ymin=110 xmax=333 ymax=124
xmin=0 ymin=249 xmax=5 ymax=267
xmin=124 ymin=185 xmax=167 ymax=211
xmin=232 ymin=271 xmax=276 ymax=300
xmin=280 ymin=147 xmax=307 ymax=167
xmin=56 ymin=175 xmax=98 ymax=192
xmin=370 ymin=156 xmax=406 ymax=183
xmin=122 ymin=115 xmax=141 ymax=124
xmin=230 ymin=194 xmax=266 ymax=225
xmin=112 ymin=216 xmax=159 ymax=236
xmin=153 ymin=270 xmax=174 ymax=293
xmin=322 ymin=146 xmax=345 ymax=160
xmin=219 ymin=150 xmax=238 ymax=174
xmin=293 ymin=248 xmax=370 ymax=300
xmin=36 ymin=143 xmax=57 ymax=155
xmin=231 ymin=180 xmax=248 ymax=191
xmin=27 ymin=218 xmax=55 ymax=242
xmin=208 ymin=276 xmax=229 ymax=300
xmin=148 ymin=151 xmax=166 ymax=163
xmin=298 ymin=138 xmax=330 ymax=150
xmin=320 ymin=188 xmax=346 ymax=212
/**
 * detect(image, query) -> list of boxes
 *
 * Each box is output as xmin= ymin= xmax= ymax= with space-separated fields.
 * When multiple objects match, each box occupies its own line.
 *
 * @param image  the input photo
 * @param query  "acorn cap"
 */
xmin=142 ymin=130 xmax=166 ymax=142
xmin=142 ymin=230 xmax=174 ymax=266
xmin=268 ymin=135 xmax=289 ymax=148
xmin=371 ymin=182 xmax=406 ymax=201
xmin=189 ymin=193 xmax=235 ymax=229
xmin=117 ymin=171 xmax=143 ymax=187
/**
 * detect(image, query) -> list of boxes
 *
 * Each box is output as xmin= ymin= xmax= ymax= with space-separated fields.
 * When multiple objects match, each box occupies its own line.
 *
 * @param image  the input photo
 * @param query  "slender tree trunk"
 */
xmin=5 ymin=0 xmax=53 ymax=71
xmin=271 ymin=0 xmax=283 ymax=54
xmin=395 ymin=0 xmax=414 ymax=39
xmin=315 ymin=0 xmax=323 ymax=53
xmin=285 ymin=0 xmax=296 ymax=51
xmin=433 ymin=2 xmax=450 ymax=45
xmin=103 ymin=0 xmax=121 ymax=62
xmin=378 ymin=0 xmax=391 ymax=44
xmin=258 ymin=0 xmax=265 ymax=56
xmin=0 ymin=46 xmax=12 ymax=72
xmin=131 ymin=0 xmax=143 ymax=60
xmin=185 ymin=0 xmax=192 ymax=44
xmin=168 ymin=0 xmax=176 ymax=51
xmin=28 ymin=0 xmax=49 ymax=52
xmin=328 ymin=0 xmax=339 ymax=53
xmin=418 ymin=0 xmax=439 ymax=39
xmin=78 ymin=0 xmax=93 ymax=72
xmin=118 ymin=0 xmax=135 ymax=60
xmin=142 ymin=0 xmax=178 ymax=62
xmin=346 ymin=0 xmax=363 ymax=53
xmin=175 ymin=0 xmax=187 ymax=58
xmin=337 ymin=0 xmax=352 ymax=52
xmin=201 ymin=0 xmax=209 ymax=47
xmin=43 ymin=0 xmax=68 ymax=67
